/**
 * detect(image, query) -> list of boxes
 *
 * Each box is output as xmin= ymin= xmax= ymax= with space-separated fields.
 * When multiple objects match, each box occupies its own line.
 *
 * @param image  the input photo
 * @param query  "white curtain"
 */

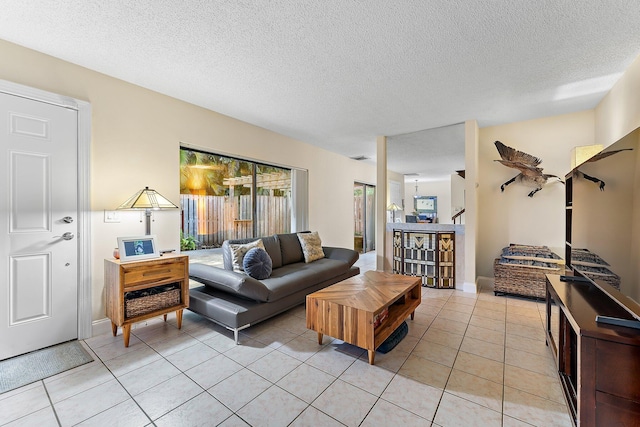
xmin=291 ymin=169 xmax=308 ymax=232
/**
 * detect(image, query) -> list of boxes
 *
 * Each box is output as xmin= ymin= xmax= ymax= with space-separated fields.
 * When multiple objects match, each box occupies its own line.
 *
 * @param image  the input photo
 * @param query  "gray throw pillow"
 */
xmin=243 ymin=247 xmax=273 ymax=280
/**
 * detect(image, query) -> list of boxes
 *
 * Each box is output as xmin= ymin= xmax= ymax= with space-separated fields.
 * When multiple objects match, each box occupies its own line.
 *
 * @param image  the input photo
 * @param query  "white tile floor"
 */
xmin=0 ymin=252 xmax=572 ymax=426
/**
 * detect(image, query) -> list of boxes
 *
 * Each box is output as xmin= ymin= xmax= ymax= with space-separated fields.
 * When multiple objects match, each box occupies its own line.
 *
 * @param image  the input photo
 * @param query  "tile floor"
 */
xmin=0 ymin=252 xmax=572 ymax=426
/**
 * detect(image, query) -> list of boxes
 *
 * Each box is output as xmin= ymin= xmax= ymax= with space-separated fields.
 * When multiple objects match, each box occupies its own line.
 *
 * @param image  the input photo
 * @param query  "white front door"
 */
xmin=0 ymin=92 xmax=79 ymax=360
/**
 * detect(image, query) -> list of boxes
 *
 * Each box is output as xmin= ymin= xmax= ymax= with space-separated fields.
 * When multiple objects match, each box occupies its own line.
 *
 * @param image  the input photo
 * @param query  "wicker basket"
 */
xmin=583 ymin=271 xmax=621 ymax=290
xmin=494 ymin=258 xmax=565 ymax=299
xmin=575 ymin=265 xmax=621 ymax=290
xmin=125 ymin=288 xmax=181 ymax=318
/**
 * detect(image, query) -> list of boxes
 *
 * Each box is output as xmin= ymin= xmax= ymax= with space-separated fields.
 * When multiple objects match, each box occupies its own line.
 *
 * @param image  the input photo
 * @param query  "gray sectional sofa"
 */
xmin=188 ymin=232 xmax=360 ymax=343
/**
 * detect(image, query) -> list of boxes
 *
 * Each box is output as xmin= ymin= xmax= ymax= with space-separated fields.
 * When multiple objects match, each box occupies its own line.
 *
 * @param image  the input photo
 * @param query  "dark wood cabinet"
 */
xmin=546 ymin=274 xmax=640 ymax=426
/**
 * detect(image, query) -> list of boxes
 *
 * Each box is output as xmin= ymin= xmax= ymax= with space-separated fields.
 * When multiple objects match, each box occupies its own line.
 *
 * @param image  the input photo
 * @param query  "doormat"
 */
xmin=0 ymin=340 xmax=93 ymax=394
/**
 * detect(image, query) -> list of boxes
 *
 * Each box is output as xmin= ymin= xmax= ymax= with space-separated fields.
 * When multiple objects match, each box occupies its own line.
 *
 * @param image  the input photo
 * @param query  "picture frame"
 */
xmin=414 ymin=196 xmax=437 ymax=214
xmin=117 ymin=235 xmax=159 ymax=262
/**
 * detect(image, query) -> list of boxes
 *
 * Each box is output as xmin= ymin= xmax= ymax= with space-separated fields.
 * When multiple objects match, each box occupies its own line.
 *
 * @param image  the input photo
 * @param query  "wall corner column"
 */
xmin=375 ymin=135 xmax=387 ymax=271
xmin=464 ymin=120 xmax=479 ymax=293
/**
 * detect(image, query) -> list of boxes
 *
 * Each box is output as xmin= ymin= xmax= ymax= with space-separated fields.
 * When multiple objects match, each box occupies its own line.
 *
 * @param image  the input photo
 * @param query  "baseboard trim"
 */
xmin=463 ymin=281 xmax=478 ymax=293
xmin=91 ymin=318 xmax=112 ymax=338
xmin=476 ymin=276 xmax=495 ymax=293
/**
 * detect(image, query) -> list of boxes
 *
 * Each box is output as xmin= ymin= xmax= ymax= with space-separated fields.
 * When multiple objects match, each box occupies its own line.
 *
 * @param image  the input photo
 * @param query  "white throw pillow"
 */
xmin=297 ymin=231 xmax=325 ymax=263
xmin=230 ymin=239 xmax=265 ymax=272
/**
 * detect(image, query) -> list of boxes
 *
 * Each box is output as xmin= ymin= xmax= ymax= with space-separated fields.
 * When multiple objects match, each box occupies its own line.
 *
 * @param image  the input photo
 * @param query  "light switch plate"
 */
xmin=104 ymin=210 xmax=120 ymax=223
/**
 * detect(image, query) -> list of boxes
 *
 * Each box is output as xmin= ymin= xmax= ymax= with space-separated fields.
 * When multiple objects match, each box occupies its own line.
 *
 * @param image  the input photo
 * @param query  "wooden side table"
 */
xmin=105 ymin=254 xmax=189 ymax=347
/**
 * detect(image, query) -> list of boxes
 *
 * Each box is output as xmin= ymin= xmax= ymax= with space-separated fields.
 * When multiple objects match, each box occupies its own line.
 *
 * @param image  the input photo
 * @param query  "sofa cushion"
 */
xmin=229 ymin=239 xmax=264 ymax=272
xmin=189 ymin=263 xmax=270 ymax=302
xmin=262 ymin=235 xmax=283 ymax=269
xmin=323 ymin=246 xmax=359 ymax=268
xmin=260 ymin=258 xmax=350 ymax=302
xmin=277 ymin=232 xmax=306 ymax=265
xmin=243 ymin=247 xmax=272 ymax=280
xmin=297 ymin=231 xmax=325 ymax=263
xmin=223 ymin=235 xmax=282 ymax=270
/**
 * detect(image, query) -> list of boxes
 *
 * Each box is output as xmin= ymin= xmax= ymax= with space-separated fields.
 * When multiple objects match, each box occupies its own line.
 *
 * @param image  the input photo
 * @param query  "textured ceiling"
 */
xmin=388 ymin=124 xmax=465 ymax=181
xmin=1 ymin=1 xmax=639 ymax=179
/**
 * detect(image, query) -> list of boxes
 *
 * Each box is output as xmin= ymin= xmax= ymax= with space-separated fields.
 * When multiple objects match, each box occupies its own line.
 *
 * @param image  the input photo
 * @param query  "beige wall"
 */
xmin=594 ymin=53 xmax=640 ymax=301
xmin=572 ymin=130 xmax=638 ymax=299
xmin=475 ymin=52 xmax=640 ymax=281
xmin=595 ymin=54 xmax=640 ymax=148
xmin=5 ymin=35 xmax=640 ymax=318
xmin=404 ymin=179 xmax=451 ymax=223
xmin=451 ymin=173 xmax=465 ymax=223
xmin=0 ymin=40 xmax=376 ymax=321
xmin=464 ymin=120 xmax=479 ymax=291
xmin=477 ymin=111 xmax=595 ymax=277
xmin=633 ymin=133 xmax=640 ymax=301
xmin=387 ymin=170 xmax=405 ymax=222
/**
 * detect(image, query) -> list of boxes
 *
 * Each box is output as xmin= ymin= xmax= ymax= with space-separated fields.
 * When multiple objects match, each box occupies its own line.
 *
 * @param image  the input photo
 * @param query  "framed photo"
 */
xmin=415 ymin=196 xmax=437 ymax=213
xmin=117 ymin=235 xmax=159 ymax=262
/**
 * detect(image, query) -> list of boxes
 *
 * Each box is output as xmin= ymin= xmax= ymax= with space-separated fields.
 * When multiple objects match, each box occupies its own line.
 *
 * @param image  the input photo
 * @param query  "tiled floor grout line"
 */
xmin=42 ymin=381 xmax=62 ymax=427
xmin=418 ymin=289 xmax=458 ymax=425
xmin=501 ymin=294 xmax=508 ymax=426
xmin=44 ymin=352 xmax=130 ymax=426
xmin=145 ymin=318 xmax=352 ymax=426
xmin=3 ymin=279 xmax=571 ymax=427
xmin=441 ymin=290 xmax=511 ymax=424
xmin=250 ymin=293 xmax=447 ymax=427
xmin=254 ymin=335 xmax=369 ymax=426
xmin=139 ymin=325 xmax=246 ymax=425
xmin=84 ymin=337 xmax=161 ymax=426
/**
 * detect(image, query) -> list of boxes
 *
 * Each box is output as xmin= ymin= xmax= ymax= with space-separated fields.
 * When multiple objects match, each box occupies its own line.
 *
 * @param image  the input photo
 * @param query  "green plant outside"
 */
xmin=180 ymin=231 xmax=198 ymax=251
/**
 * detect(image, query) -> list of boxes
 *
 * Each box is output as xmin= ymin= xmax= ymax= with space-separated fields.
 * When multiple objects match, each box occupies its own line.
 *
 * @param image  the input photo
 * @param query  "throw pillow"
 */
xmin=243 ymin=247 xmax=273 ymax=280
xmin=230 ymin=239 xmax=265 ymax=272
xmin=377 ymin=321 xmax=408 ymax=354
xmin=297 ymin=231 xmax=325 ymax=263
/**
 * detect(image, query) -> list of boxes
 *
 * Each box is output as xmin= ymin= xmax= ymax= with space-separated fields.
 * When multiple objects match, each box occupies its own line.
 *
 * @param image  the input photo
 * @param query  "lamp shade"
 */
xmin=387 ymin=203 xmax=401 ymax=211
xmin=117 ymin=187 xmax=178 ymax=235
xmin=117 ymin=187 xmax=178 ymax=210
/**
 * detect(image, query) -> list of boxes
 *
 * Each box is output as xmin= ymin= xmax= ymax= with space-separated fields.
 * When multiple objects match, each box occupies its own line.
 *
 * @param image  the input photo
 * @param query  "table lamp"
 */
xmin=387 ymin=203 xmax=401 ymax=223
xmin=117 ymin=186 xmax=179 ymax=234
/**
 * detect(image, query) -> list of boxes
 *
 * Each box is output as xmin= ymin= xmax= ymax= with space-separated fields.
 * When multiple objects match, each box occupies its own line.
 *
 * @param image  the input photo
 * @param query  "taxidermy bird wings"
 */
xmin=586 ymin=148 xmax=633 ymax=163
xmin=494 ymin=141 xmax=563 ymax=197
xmin=573 ymin=148 xmax=633 ymax=191
xmin=494 ymin=140 xmax=542 ymax=171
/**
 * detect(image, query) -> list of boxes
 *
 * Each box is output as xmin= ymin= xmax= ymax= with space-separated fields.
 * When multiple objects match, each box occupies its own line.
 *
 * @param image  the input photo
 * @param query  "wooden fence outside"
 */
xmin=354 ymin=194 xmax=364 ymax=236
xmin=181 ymin=194 xmax=291 ymax=247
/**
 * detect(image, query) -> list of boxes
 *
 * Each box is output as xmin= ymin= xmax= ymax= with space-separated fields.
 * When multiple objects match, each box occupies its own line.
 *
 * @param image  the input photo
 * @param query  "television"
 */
xmin=569 ymin=127 xmax=640 ymax=327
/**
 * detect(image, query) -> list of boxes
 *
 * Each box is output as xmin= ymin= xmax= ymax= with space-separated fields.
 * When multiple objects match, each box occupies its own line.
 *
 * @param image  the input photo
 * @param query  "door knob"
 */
xmin=62 ymin=216 xmax=74 ymax=223
xmin=62 ymin=232 xmax=74 ymax=240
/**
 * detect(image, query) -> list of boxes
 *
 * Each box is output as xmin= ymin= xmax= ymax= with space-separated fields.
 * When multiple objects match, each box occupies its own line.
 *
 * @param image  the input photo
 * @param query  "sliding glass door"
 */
xmin=180 ymin=148 xmax=291 ymax=248
xmin=354 ymin=182 xmax=375 ymax=253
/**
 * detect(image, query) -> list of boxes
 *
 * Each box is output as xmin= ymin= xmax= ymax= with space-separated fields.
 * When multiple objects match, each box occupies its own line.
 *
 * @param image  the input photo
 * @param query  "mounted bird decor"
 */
xmin=494 ymin=141 xmax=563 ymax=197
xmin=572 ymin=148 xmax=633 ymax=190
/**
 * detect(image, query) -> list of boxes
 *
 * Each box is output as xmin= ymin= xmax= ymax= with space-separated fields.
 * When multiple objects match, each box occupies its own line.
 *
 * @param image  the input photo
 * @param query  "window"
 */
xmin=180 ymin=148 xmax=291 ymax=248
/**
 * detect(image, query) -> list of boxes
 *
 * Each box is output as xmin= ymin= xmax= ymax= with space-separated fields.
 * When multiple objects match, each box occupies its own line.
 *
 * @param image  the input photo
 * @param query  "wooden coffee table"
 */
xmin=306 ymin=271 xmax=421 ymax=365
